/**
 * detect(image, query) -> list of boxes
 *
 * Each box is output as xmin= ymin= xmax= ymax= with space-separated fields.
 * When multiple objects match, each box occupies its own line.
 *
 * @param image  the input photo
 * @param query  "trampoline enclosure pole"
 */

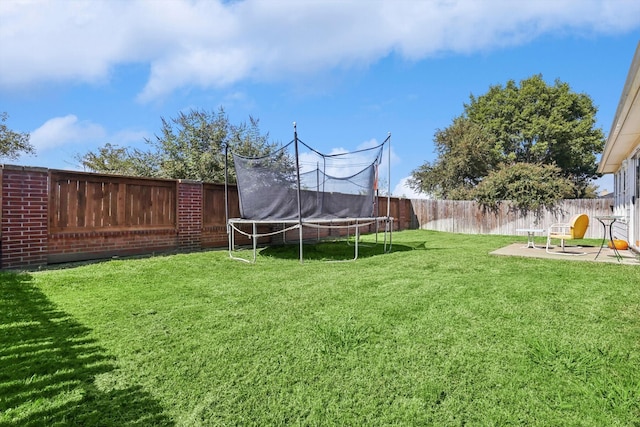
xmin=385 ymin=133 xmax=391 ymax=252
xmin=224 ymin=144 xmax=229 ymax=235
xmin=294 ymin=122 xmax=304 ymax=263
xmin=387 ymin=133 xmax=391 ymax=220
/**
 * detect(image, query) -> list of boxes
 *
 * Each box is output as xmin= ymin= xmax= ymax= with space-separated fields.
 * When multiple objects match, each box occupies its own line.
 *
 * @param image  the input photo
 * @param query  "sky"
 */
xmin=1 ymin=0 xmax=639 ymax=198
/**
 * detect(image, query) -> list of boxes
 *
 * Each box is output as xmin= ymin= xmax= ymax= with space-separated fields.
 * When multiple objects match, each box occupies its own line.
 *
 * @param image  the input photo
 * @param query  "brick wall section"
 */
xmin=1 ymin=166 xmax=49 ymax=269
xmin=0 ymin=166 xmax=414 ymax=269
xmin=178 ymin=180 xmax=202 ymax=251
xmin=202 ymin=225 xmax=229 ymax=247
xmin=47 ymin=229 xmax=178 ymax=264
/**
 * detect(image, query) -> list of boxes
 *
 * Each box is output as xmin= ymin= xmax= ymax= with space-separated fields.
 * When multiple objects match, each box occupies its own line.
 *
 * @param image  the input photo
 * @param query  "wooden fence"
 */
xmin=410 ymin=198 xmax=618 ymax=240
xmin=47 ymin=170 xmax=617 ymax=241
xmin=203 ymin=184 xmax=230 ymax=227
xmin=0 ymin=165 xmax=621 ymax=268
xmin=50 ymin=171 xmax=177 ymax=232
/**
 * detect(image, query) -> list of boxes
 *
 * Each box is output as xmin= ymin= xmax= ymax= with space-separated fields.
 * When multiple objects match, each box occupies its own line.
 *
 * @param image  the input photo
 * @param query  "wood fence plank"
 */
xmin=58 ymin=179 xmax=70 ymax=228
xmin=77 ymin=180 xmax=86 ymax=227
xmin=49 ymin=171 xmax=177 ymax=232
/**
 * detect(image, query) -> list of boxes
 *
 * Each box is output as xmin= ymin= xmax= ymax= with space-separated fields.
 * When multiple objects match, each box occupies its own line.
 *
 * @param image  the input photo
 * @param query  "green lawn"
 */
xmin=1 ymin=230 xmax=639 ymax=426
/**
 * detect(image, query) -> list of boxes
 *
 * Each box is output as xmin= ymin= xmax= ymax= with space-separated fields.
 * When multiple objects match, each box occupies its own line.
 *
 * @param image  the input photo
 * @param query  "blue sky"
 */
xmin=1 ymin=0 xmax=639 ymax=197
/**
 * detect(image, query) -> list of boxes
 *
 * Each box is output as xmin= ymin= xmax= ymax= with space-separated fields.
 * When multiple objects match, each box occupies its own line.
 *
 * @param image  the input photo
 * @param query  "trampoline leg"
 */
xmin=228 ymin=222 xmax=235 ymax=259
xmin=299 ymin=224 xmax=304 ymax=264
xmin=252 ymin=222 xmax=257 ymax=263
xmin=375 ymin=220 xmax=379 ymax=244
xmin=383 ymin=218 xmax=393 ymax=254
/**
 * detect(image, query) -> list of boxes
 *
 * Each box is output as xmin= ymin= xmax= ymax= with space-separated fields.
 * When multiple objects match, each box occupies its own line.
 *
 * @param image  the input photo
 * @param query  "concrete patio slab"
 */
xmin=491 ymin=242 xmax=640 ymax=265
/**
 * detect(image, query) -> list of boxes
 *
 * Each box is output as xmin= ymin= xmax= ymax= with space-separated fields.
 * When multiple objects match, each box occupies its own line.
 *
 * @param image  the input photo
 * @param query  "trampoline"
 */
xmin=225 ymin=123 xmax=393 ymax=263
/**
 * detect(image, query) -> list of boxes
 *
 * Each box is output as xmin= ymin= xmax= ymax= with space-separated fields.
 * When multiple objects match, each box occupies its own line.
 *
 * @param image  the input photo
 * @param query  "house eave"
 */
xmin=598 ymin=41 xmax=640 ymax=174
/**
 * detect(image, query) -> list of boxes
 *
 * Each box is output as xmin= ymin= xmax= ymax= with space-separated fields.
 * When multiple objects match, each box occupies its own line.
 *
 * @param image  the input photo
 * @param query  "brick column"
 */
xmin=1 ymin=166 xmax=49 ymax=269
xmin=177 ymin=180 xmax=202 ymax=251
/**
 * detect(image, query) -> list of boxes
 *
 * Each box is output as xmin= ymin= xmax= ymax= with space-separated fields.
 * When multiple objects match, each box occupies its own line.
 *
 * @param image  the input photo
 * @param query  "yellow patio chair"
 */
xmin=545 ymin=213 xmax=589 ymax=255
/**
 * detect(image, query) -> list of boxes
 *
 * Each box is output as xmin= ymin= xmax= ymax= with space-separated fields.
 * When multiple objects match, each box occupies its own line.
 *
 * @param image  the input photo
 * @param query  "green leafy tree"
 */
xmin=0 ymin=112 xmax=34 ymax=160
xmin=78 ymin=143 xmax=160 ymax=176
xmin=465 ymin=75 xmax=604 ymax=194
xmin=473 ymin=162 xmax=576 ymax=217
xmin=77 ymin=108 xmax=280 ymax=183
xmin=410 ymin=75 xmax=605 ymax=212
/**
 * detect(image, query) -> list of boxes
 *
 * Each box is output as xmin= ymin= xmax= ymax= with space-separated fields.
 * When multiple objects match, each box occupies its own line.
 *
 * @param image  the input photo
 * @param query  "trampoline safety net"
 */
xmin=232 ymin=134 xmax=387 ymax=221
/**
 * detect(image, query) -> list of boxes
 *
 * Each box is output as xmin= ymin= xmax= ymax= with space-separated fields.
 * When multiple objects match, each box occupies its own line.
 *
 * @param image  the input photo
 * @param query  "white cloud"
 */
xmin=1 ymin=0 xmax=639 ymax=100
xmin=29 ymin=115 xmax=106 ymax=150
xmin=298 ymin=137 xmax=398 ymax=175
xmin=25 ymin=116 xmax=149 ymax=170
xmin=393 ymin=176 xmax=430 ymax=199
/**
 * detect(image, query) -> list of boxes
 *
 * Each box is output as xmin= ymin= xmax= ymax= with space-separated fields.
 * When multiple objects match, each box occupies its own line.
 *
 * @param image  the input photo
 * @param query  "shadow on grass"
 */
xmin=0 ymin=272 xmax=173 ymax=426
xmin=259 ymin=239 xmax=425 ymax=261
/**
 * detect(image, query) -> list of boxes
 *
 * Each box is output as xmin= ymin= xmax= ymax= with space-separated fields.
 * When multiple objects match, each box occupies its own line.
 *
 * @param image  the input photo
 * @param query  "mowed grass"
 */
xmin=1 ymin=230 xmax=639 ymax=426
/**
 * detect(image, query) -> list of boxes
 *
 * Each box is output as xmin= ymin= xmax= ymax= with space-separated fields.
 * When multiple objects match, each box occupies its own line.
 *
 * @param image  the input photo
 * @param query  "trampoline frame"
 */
xmin=227 ymin=216 xmax=393 ymax=263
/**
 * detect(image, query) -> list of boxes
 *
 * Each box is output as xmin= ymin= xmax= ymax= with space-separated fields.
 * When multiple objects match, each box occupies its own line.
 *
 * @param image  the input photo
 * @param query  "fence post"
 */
xmin=177 ymin=180 xmax=203 ymax=251
xmin=1 ymin=165 xmax=49 ymax=269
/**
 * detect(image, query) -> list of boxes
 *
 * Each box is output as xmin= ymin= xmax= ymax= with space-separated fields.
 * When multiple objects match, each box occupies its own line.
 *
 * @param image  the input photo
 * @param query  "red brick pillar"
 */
xmin=1 ymin=166 xmax=49 ymax=269
xmin=177 ymin=180 xmax=202 ymax=251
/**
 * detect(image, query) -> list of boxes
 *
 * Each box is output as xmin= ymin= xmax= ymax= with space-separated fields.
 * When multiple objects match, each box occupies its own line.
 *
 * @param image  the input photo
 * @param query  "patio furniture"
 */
xmin=594 ymin=215 xmax=625 ymax=262
xmin=545 ymin=213 xmax=589 ymax=255
xmin=516 ymin=228 xmax=545 ymax=249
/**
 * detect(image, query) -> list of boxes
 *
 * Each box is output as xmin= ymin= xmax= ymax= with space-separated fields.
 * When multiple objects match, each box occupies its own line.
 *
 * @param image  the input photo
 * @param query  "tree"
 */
xmin=0 ymin=112 xmax=34 ymax=160
xmin=409 ymin=116 xmax=499 ymax=199
xmin=78 ymin=143 xmax=160 ymax=177
xmin=77 ymin=108 xmax=280 ymax=182
xmin=473 ymin=162 xmax=576 ymax=217
xmin=409 ymin=75 xmax=605 ymax=212
xmin=465 ymin=75 xmax=604 ymax=194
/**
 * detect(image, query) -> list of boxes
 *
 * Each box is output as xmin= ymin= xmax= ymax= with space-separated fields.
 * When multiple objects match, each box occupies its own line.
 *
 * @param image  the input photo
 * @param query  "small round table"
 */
xmin=594 ymin=215 xmax=624 ymax=262
xmin=516 ymin=228 xmax=545 ymax=249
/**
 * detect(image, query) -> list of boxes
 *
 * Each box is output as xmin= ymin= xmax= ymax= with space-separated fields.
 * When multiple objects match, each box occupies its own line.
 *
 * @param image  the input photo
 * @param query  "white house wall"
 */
xmin=598 ymin=42 xmax=640 ymax=252
xmin=613 ymin=153 xmax=639 ymax=249
xmin=632 ymin=151 xmax=640 ymax=249
xmin=635 ymin=152 xmax=640 ymax=249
